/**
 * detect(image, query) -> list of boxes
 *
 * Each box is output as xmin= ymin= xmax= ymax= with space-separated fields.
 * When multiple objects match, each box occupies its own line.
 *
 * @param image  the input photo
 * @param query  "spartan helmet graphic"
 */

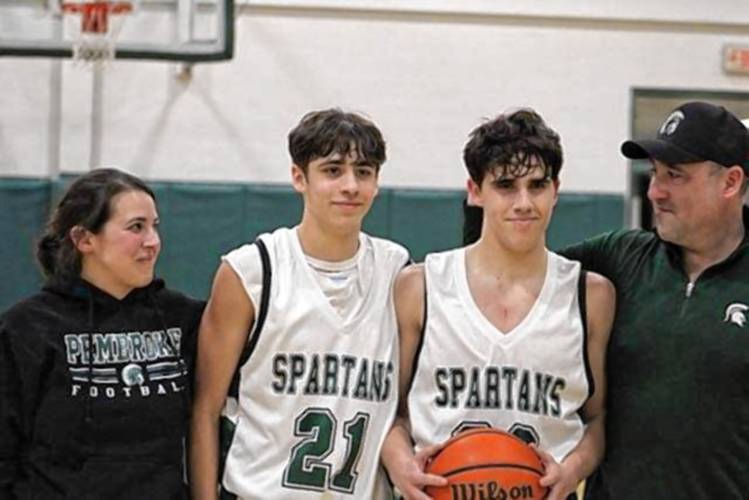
xmin=659 ymin=110 xmax=685 ymax=136
xmin=121 ymin=363 xmax=146 ymax=386
xmin=723 ymin=303 xmax=749 ymax=327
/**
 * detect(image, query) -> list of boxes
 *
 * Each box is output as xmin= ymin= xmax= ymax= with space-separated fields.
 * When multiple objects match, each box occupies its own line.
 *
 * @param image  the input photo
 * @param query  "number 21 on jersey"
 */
xmin=283 ymin=407 xmax=370 ymax=494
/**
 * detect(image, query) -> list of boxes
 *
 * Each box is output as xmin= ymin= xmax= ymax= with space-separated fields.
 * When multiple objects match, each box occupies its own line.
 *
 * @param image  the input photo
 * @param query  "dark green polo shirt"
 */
xmin=561 ymin=213 xmax=749 ymax=500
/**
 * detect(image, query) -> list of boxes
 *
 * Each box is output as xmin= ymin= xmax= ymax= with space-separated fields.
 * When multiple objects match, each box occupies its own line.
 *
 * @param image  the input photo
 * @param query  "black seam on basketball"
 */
xmin=429 ymin=429 xmax=530 ymax=462
xmin=432 ymin=427 xmax=527 ymax=462
xmin=443 ymin=463 xmax=544 ymax=478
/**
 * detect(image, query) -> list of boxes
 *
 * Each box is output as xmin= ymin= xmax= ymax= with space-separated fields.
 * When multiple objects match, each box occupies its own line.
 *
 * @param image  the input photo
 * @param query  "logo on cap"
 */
xmin=659 ymin=110 xmax=685 ymax=136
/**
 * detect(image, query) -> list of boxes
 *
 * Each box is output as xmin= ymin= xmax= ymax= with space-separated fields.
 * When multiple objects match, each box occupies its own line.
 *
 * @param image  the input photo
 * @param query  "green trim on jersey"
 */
xmin=562 ymin=209 xmax=749 ymax=500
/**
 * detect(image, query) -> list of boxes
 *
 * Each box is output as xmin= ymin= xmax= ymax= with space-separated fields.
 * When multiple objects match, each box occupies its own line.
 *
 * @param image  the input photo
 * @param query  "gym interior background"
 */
xmin=2 ymin=0 xmax=749 ymax=310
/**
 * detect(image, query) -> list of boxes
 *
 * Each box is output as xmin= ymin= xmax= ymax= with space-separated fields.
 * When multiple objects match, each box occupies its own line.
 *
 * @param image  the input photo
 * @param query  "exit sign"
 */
xmin=724 ymin=45 xmax=749 ymax=75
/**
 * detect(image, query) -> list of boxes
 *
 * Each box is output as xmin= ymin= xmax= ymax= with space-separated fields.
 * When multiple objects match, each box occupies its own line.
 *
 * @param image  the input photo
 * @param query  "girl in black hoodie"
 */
xmin=0 ymin=168 xmax=205 ymax=499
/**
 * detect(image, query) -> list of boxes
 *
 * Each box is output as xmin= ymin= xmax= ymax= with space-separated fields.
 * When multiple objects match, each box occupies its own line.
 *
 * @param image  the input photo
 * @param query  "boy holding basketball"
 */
xmin=381 ymin=109 xmax=615 ymax=500
xmin=191 ymin=109 xmax=409 ymax=499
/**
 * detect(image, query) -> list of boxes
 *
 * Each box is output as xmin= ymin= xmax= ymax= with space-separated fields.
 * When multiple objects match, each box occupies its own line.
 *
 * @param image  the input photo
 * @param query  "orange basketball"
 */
xmin=424 ymin=428 xmax=547 ymax=500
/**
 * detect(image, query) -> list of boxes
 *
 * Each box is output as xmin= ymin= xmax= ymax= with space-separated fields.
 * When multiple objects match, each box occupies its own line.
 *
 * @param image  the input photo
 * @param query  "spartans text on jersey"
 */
xmin=271 ymin=352 xmax=394 ymax=402
xmin=434 ymin=365 xmax=566 ymax=416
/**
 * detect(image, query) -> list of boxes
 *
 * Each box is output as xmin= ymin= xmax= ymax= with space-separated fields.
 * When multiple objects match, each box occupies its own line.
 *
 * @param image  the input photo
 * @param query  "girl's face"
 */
xmin=76 ymin=190 xmax=161 ymax=299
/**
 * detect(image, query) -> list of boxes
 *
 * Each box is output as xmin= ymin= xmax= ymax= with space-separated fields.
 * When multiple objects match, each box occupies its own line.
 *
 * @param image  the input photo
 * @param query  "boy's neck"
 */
xmin=296 ymin=219 xmax=361 ymax=262
xmin=467 ymin=237 xmax=548 ymax=283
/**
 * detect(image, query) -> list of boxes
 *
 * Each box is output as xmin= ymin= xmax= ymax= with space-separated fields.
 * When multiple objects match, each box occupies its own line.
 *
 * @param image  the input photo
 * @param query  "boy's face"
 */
xmin=292 ymin=149 xmax=379 ymax=233
xmin=467 ymin=158 xmax=559 ymax=254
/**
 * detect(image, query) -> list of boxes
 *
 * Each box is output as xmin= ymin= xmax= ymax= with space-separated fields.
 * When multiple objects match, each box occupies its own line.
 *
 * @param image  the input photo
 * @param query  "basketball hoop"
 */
xmin=61 ymin=0 xmax=136 ymax=63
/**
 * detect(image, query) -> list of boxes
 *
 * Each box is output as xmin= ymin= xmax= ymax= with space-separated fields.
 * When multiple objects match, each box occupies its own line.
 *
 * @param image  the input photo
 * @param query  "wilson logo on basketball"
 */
xmin=450 ymin=480 xmax=534 ymax=500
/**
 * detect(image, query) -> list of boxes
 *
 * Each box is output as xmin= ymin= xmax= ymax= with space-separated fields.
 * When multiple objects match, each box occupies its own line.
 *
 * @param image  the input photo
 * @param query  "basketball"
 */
xmin=425 ymin=428 xmax=547 ymax=500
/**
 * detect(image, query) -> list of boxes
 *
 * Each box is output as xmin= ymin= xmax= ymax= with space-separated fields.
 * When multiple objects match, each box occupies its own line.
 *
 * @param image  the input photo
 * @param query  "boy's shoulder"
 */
xmin=362 ymin=232 xmax=410 ymax=263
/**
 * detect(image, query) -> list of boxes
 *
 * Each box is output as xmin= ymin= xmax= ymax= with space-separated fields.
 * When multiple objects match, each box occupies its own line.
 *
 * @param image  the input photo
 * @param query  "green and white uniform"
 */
xmin=562 ymin=212 xmax=749 ymax=500
xmin=409 ymin=248 xmax=592 ymax=462
xmin=221 ymin=227 xmax=408 ymax=499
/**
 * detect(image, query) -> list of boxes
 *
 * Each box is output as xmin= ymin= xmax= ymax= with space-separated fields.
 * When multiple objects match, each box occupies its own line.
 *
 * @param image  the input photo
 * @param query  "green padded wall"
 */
xmin=0 ymin=177 xmax=624 ymax=311
xmin=0 ymin=178 xmax=51 ymax=310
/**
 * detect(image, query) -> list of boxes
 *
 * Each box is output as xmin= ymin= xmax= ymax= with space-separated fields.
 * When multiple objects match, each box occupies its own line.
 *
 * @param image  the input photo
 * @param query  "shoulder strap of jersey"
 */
xmin=405 ymin=265 xmax=428 ymax=401
xmin=578 ymin=269 xmax=595 ymax=400
xmin=238 ymin=237 xmax=271 ymax=367
xmin=227 ymin=238 xmax=272 ymax=397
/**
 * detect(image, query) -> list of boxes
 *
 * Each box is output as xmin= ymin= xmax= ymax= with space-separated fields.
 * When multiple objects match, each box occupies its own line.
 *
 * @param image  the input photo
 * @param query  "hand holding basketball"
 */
xmin=536 ymin=446 xmax=580 ymax=500
xmin=389 ymin=442 xmax=448 ymax=500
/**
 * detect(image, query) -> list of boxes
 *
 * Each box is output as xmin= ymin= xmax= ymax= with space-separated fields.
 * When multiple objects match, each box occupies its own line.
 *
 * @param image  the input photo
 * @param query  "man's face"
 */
xmin=467 ymin=160 xmax=559 ymax=254
xmin=292 ymin=149 xmax=379 ymax=234
xmin=647 ymin=159 xmax=726 ymax=247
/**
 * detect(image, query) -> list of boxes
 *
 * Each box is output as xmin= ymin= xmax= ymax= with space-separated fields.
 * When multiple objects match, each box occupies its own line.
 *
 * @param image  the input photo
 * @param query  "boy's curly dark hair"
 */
xmin=463 ymin=108 xmax=563 ymax=185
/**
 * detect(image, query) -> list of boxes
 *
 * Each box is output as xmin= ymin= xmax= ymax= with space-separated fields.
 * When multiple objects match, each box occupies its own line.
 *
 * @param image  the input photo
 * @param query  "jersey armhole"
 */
xmin=227 ymin=238 xmax=272 ymax=398
xmin=405 ymin=268 xmax=428 ymax=401
xmin=578 ymin=270 xmax=595 ymax=402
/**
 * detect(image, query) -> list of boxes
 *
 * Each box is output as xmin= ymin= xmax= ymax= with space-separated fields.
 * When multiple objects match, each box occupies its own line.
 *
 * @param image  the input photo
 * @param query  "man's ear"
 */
xmin=723 ymin=165 xmax=745 ymax=199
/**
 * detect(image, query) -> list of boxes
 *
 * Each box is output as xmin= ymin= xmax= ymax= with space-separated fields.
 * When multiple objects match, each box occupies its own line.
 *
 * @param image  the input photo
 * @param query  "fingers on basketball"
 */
xmin=534 ymin=448 xmax=561 ymax=486
xmin=417 ymin=442 xmax=446 ymax=467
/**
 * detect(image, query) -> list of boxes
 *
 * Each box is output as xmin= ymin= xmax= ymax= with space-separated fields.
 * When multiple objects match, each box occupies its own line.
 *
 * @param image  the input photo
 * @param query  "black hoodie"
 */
xmin=0 ymin=278 xmax=204 ymax=500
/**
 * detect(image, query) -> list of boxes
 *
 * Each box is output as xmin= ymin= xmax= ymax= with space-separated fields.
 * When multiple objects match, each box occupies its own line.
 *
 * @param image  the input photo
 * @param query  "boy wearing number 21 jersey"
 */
xmin=190 ymin=109 xmax=409 ymax=500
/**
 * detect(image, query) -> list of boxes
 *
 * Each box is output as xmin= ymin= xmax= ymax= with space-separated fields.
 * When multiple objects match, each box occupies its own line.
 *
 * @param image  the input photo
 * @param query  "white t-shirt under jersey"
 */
xmin=224 ymin=229 xmax=375 ymax=327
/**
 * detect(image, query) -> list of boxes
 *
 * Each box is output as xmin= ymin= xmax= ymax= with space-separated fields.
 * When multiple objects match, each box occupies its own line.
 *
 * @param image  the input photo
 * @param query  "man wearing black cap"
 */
xmin=557 ymin=101 xmax=749 ymax=499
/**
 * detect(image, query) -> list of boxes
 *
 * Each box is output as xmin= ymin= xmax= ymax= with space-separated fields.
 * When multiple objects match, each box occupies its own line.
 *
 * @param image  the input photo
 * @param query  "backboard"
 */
xmin=0 ymin=0 xmax=233 ymax=62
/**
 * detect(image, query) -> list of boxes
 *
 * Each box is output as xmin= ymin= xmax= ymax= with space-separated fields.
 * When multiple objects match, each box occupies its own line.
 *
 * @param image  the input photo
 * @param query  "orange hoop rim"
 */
xmin=60 ymin=1 xmax=134 ymax=15
xmin=61 ymin=1 xmax=133 ymax=36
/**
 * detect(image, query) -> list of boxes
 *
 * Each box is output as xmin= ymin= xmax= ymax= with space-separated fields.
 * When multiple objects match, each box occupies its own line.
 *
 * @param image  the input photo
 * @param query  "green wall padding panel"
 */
xmin=152 ymin=182 xmax=250 ymax=299
xmin=547 ymin=193 xmax=625 ymax=249
xmin=0 ymin=177 xmax=623 ymax=311
xmin=387 ymin=189 xmax=466 ymax=259
xmin=0 ymin=179 xmax=51 ymax=310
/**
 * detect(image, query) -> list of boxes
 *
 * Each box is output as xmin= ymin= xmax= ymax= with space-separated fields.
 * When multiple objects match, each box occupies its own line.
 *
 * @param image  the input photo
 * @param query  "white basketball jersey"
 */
xmin=222 ymin=227 xmax=408 ymax=499
xmin=409 ymin=248 xmax=592 ymax=462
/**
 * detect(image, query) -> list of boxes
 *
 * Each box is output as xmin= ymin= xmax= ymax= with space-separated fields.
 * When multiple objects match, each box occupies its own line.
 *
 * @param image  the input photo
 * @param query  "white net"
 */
xmin=61 ymin=1 xmax=135 ymax=63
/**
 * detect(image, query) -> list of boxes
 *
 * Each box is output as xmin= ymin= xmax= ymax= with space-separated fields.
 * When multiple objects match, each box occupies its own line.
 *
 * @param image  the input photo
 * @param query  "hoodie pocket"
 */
xmin=68 ymin=458 xmax=188 ymax=500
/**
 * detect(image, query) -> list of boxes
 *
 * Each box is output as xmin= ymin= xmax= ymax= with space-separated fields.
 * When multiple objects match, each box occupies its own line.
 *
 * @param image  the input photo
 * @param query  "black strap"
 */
xmin=578 ymin=269 xmax=595 ymax=401
xmin=227 ymin=238 xmax=272 ymax=398
xmin=240 ymin=238 xmax=271 ymax=366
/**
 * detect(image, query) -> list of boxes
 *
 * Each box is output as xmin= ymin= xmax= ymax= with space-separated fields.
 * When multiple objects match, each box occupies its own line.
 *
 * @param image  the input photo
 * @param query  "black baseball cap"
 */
xmin=621 ymin=101 xmax=749 ymax=172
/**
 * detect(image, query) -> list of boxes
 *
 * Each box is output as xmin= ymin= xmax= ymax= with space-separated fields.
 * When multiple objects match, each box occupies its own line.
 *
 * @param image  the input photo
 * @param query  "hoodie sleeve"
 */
xmin=0 ymin=317 xmax=22 ymax=496
xmin=182 ymin=298 xmax=206 ymax=394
